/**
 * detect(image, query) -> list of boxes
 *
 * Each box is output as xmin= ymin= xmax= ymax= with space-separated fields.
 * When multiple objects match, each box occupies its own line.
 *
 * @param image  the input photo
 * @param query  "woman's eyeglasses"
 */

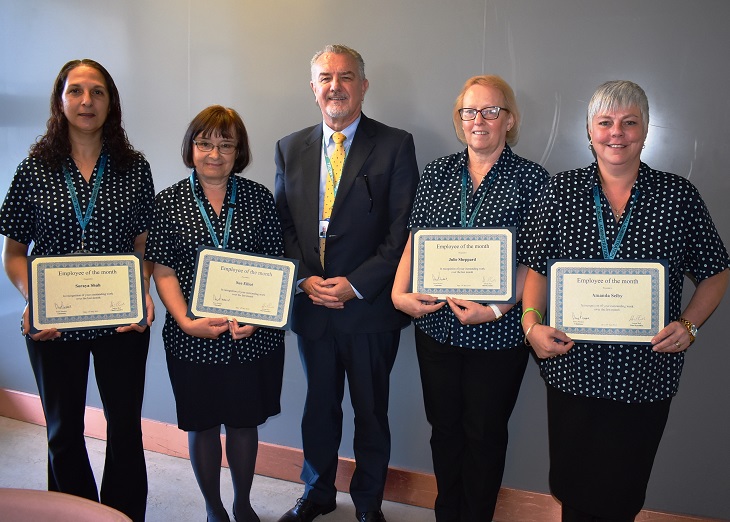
xmin=458 ymin=106 xmax=509 ymax=121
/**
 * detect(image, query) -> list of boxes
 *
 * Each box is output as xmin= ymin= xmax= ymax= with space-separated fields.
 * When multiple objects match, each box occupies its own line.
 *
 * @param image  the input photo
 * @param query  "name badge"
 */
xmin=319 ymin=219 xmax=330 ymax=238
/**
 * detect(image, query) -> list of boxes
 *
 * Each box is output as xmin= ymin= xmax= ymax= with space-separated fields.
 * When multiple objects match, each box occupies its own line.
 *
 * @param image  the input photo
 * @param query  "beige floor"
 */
xmin=0 ymin=416 xmax=434 ymax=522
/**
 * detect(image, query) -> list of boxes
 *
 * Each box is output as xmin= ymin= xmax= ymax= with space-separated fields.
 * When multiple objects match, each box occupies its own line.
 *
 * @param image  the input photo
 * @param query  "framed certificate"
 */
xmin=28 ymin=253 xmax=146 ymax=332
xmin=547 ymin=259 xmax=668 ymax=344
xmin=188 ymin=247 xmax=299 ymax=329
xmin=411 ymin=228 xmax=516 ymax=303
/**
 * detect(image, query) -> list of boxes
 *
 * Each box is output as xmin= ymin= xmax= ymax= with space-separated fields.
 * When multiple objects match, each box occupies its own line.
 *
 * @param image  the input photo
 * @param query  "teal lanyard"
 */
xmin=189 ymin=172 xmax=237 ymax=249
xmin=593 ymin=184 xmax=639 ymax=259
xmin=63 ymin=153 xmax=107 ymax=252
xmin=460 ymin=165 xmax=497 ymax=228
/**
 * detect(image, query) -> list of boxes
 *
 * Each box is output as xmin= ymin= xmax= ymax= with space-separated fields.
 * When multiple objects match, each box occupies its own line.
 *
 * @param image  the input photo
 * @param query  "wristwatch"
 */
xmin=677 ymin=317 xmax=698 ymax=345
xmin=488 ymin=303 xmax=503 ymax=321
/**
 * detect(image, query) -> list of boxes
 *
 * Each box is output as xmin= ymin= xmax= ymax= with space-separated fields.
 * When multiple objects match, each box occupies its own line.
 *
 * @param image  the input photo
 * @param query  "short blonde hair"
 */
xmin=453 ymin=75 xmax=520 ymax=146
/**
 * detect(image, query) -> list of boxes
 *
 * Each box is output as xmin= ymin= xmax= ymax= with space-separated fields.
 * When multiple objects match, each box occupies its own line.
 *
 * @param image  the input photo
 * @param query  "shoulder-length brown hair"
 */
xmin=181 ymin=105 xmax=251 ymax=174
xmin=29 ymin=59 xmax=139 ymax=170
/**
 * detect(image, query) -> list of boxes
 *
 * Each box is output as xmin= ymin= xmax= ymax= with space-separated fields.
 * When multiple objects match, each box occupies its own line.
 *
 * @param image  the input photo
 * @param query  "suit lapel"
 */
xmin=299 ymin=125 xmax=324 ymax=257
xmin=331 ymin=115 xmax=375 ymax=219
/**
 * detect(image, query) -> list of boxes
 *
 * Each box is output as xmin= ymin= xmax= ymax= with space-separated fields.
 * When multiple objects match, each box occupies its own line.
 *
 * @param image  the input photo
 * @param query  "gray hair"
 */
xmin=587 ymin=80 xmax=649 ymax=133
xmin=310 ymin=44 xmax=366 ymax=80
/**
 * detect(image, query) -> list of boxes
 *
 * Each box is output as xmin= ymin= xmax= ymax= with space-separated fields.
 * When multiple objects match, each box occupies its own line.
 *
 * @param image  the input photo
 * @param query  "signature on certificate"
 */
xmin=54 ymin=301 xmax=72 ymax=315
xmin=571 ymin=311 xmax=590 ymax=321
xmin=431 ymin=273 xmax=446 ymax=283
xmin=212 ymin=294 xmax=232 ymax=306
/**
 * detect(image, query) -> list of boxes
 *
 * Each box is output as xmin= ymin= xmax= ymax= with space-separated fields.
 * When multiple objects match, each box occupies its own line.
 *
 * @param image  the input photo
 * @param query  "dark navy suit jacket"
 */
xmin=274 ymin=114 xmax=419 ymax=339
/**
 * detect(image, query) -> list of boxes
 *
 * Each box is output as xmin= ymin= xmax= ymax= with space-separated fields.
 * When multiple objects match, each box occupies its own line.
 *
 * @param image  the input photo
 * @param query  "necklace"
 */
xmin=610 ymin=203 xmax=625 ymax=221
xmin=468 ymin=166 xmax=489 ymax=179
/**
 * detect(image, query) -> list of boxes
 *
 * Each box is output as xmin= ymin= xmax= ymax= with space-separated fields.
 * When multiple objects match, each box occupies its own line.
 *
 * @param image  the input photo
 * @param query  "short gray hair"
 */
xmin=587 ymin=80 xmax=649 ymax=133
xmin=310 ymin=44 xmax=366 ymax=80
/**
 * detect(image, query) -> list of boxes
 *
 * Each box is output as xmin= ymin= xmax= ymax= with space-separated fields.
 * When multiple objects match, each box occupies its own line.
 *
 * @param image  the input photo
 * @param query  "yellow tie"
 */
xmin=320 ymin=131 xmax=346 ymax=266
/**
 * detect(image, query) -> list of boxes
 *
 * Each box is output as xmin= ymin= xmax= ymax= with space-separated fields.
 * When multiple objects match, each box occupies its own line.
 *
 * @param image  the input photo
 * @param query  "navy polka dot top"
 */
xmin=409 ymin=145 xmax=549 ymax=350
xmin=522 ymin=162 xmax=729 ymax=403
xmin=145 ymin=173 xmax=284 ymax=364
xmin=0 ymin=150 xmax=154 ymax=341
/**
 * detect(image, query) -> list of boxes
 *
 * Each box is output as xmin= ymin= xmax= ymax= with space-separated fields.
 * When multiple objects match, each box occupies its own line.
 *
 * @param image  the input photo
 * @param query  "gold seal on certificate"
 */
xmin=411 ymin=228 xmax=516 ymax=302
xmin=547 ymin=259 xmax=668 ymax=344
xmin=188 ymin=247 xmax=299 ymax=329
xmin=28 ymin=253 xmax=146 ymax=332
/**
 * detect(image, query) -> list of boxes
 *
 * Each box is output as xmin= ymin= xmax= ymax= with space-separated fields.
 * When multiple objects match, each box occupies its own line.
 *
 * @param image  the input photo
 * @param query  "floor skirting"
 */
xmin=0 ymin=388 xmax=721 ymax=522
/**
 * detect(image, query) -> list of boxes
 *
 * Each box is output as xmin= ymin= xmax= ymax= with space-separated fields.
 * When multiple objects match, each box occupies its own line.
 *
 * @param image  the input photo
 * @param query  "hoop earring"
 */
xmin=588 ymin=139 xmax=593 ymax=150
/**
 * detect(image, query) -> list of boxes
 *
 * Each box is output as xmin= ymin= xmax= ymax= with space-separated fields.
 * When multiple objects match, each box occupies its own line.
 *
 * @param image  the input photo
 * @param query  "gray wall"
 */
xmin=1 ymin=0 xmax=729 ymax=518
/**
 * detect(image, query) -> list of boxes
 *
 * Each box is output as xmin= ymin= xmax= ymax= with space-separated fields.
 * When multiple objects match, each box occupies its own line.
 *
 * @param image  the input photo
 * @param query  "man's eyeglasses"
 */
xmin=193 ymin=140 xmax=237 ymax=155
xmin=458 ymin=106 xmax=509 ymax=121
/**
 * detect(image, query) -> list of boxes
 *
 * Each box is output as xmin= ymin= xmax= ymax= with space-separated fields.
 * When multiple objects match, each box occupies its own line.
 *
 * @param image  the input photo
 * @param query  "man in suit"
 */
xmin=274 ymin=44 xmax=419 ymax=522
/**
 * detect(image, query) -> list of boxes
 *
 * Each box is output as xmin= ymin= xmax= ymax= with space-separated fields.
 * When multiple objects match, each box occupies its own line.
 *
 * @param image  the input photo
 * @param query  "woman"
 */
xmin=392 ymin=75 xmax=548 ymax=521
xmin=0 ymin=59 xmax=155 ymax=521
xmin=521 ymin=80 xmax=729 ymax=521
xmin=145 ymin=106 xmax=284 ymax=522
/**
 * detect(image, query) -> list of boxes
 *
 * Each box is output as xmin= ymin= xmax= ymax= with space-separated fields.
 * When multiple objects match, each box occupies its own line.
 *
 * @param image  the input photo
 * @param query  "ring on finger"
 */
xmin=674 ymin=340 xmax=682 ymax=348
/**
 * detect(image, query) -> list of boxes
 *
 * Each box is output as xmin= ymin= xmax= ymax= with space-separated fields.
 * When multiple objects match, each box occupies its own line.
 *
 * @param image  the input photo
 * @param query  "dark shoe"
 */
xmin=356 ymin=511 xmax=386 ymax=522
xmin=277 ymin=498 xmax=337 ymax=522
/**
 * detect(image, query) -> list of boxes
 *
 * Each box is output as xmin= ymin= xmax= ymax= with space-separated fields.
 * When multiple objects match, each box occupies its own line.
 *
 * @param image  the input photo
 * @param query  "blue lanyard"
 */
xmin=63 ymin=153 xmax=107 ymax=252
xmin=323 ymin=136 xmax=346 ymax=196
xmin=460 ymin=165 xmax=497 ymax=228
xmin=189 ymin=172 xmax=237 ymax=249
xmin=593 ymin=184 xmax=639 ymax=259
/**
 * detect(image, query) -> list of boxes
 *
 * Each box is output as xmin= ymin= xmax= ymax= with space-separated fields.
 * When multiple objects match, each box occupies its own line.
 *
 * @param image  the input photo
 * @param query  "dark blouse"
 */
xmin=408 ymin=145 xmax=549 ymax=350
xmin=0 ymin=151 xmax=154 ymax=341
xmin=522 ymin=162 xmax=729 ymax=403
xmin=145 ymin=172 xmax=284 ymax=364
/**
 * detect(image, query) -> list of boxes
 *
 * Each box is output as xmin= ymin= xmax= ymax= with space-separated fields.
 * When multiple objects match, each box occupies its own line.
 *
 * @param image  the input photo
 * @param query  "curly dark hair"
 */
xmin=29 ymin=59 xmax=140 ymax=170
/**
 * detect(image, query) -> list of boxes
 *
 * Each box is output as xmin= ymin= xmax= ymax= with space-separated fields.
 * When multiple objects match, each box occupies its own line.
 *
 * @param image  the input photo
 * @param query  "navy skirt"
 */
xmin=166 ymin=347 xmax=284 ymax=432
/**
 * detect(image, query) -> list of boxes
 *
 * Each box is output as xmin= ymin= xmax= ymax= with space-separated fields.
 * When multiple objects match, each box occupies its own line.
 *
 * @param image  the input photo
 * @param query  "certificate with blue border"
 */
xmin=411 ymin=228 xmax=516 ymax=303
xmin=547 ymin=259 xmax=668 ymax=344
xmin=28 ymin=253 xmax=146 ymax=332
xmin=188 ymin=247 xmax=298 ymax=330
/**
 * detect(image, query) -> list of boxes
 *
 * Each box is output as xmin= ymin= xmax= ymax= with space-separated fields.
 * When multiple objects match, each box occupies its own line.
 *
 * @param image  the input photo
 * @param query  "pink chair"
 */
xmin=0 ymin=488 xmax=132 ymax=521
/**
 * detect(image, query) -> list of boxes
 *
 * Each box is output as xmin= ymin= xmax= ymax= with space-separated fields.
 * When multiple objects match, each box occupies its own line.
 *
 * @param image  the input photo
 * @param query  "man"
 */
xmin=274 ymin=44 xmax=419 ymax=522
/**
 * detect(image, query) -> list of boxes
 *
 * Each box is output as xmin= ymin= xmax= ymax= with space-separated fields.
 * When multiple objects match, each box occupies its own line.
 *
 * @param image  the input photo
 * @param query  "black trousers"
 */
xmin=415 ymin=328 xmax=529 ymax=522
xmin=26 ymin=329 xmax=150 ymax=522
xmin=298 ymin=329 xmax=400 ymax=513
xmin=547 ymin=384 xmax=672 ymax=521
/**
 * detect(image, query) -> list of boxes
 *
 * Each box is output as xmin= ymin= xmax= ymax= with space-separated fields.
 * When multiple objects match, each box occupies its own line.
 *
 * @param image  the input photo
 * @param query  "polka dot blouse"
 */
xmin=0 ymin=150 xmax=155 ymax=341
xmin=408 ymin=145 xmax=549 ymax=350
xmin=145 ymin=172 xmax=285 ymax=364
xmin=522 ymin=162 xmax=729 ymax=403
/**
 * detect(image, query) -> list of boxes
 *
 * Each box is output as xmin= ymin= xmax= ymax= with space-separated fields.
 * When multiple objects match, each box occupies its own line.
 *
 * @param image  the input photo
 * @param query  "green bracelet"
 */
xmin=521 ymin=307 xmax=543 ymax=325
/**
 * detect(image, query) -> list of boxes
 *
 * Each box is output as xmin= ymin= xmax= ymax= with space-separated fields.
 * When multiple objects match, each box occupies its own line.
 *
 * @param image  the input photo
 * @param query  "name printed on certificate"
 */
xmin=189 ymin=247 xmax=298 ymax=330
xmin=548 ymin=259 xmax=668 ymax=344
xmin=28 ymin=253 xmax=146 ymax=332
xmin=411 ymin=228 xmax=516 ymax=303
